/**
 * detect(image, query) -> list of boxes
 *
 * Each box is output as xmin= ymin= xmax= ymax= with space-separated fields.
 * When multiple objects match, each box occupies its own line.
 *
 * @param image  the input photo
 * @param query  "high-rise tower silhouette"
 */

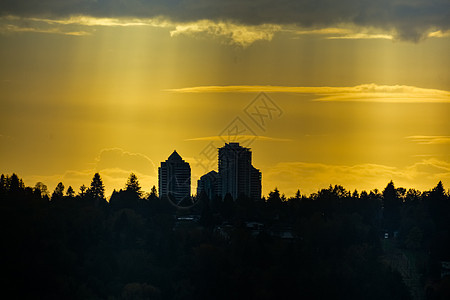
xmin=158 ymin=150 xmax=191 ymax=203
xmin=217 ymin=143 xmax=261 ymax=201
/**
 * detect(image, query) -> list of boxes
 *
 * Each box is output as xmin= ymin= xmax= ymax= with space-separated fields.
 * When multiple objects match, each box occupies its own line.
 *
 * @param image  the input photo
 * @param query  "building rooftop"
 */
xmin=221 ymin=142 xmax=250 ymax=150
xmin=167 ymin=150 xmax=183 ymax=161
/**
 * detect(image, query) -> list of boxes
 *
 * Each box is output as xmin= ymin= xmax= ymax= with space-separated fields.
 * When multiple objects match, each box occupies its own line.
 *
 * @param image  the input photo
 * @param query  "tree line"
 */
xmin=0 ymin=172 xmax=449 ymax=299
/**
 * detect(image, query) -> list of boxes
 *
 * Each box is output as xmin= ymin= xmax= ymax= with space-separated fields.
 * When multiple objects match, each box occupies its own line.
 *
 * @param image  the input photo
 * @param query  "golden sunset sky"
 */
xmin=0 ymin=1 xmax=449 ymax=197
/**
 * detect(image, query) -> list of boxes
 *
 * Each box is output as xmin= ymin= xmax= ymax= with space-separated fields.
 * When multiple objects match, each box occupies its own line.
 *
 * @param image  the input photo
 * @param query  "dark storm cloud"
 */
xmin=1 ymin=0 xmax=449 ymax=41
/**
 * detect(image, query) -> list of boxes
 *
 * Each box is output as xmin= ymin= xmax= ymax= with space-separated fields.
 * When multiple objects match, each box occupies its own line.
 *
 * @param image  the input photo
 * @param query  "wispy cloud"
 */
xmin=170 ymin=20 xmax=280 ymax=47
xmin=428 ymin=30 xmax=450 ymax=38
xmin=0 ymin=23 xmax=89 ymax=36
xmin=0 ymin=15 xmax=167 ymax=37
xmin=406 ymin=136 xmax=450 ymax=145
xmin=0 ymin=15 xmax=277 ymax=46
xmin=291 ymin=25 xmax=447 ymax=40
xmin=185 ymin=135 xmax=292 ymax=142
xmin=30 ymin=16 xmax=170 ymax=27
xmin=166 ymin=84 xmax=450 ymax=103
xmin=327 ymin=33 xmax=393 ymax=40
xmin=2 ymin=15 xmax=169 ymax=27
xmin=95 ymin=148 xmax=157 ymax=176
xmin=291 ymin=26 xmax=394 ymax=40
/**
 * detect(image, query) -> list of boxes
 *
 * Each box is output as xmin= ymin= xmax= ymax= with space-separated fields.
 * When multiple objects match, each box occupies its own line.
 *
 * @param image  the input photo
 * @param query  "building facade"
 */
xmin=158 ymin=150 xmax=191 ymax=203
xmin=197 ymin=170 xmax=219 ymax=201
xmin=218 ymin=143 xmax=261 ymax=201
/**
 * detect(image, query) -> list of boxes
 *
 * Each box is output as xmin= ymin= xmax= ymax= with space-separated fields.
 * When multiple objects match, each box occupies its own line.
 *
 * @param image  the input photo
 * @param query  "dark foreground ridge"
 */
xmin=1 ymin=173 xmax=449 ymax=299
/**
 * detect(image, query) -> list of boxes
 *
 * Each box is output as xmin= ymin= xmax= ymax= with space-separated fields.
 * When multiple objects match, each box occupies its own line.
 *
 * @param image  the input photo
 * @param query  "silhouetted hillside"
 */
xmin=1 ymin=173 xmax=449 ymax=299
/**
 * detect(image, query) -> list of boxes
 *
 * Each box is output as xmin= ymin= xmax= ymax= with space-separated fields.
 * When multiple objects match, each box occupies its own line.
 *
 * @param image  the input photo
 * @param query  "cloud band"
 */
xmin=0 ymin=0 xmax=449 ymax=42
xmin=166 ymin=84 xmax=450 ymax=103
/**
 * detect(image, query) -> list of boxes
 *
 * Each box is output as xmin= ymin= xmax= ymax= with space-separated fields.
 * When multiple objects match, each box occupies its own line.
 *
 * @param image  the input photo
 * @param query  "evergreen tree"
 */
xmin=9 ymin=173 xmax=23 ymax=193
xmin=150 ymin=185 xmax=158 ymax=198
xmin=383 ymin=181 xmax=401 ymax=232
xmin=87 ymin=173 xmax=105 ymax=201
xmin=429 ymin=181 xmax=448 ymax=230
xmin=125 ymin=173 xmax=142 ymax=197
xmin=51 ymin=182 xmax=65 ymax=201
xmin=66 ymin=186 xmax=75 ymax=197
xmin=79 ymin=184 xmax=87 ymax=196
xmin=432 ymin=181 xmax=445 ymax=198
xmin=267 ymin=187 xmax=282 ymax=211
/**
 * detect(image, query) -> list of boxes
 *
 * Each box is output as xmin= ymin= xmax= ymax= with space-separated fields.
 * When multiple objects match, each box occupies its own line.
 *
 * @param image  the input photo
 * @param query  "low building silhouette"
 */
xmin=197 ymin=170 xmax=219 ymax=200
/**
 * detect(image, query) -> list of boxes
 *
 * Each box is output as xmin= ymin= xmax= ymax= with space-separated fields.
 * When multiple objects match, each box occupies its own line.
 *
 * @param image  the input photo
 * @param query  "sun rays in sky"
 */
xmin=0 ymin=0 xmax=449 ymax=196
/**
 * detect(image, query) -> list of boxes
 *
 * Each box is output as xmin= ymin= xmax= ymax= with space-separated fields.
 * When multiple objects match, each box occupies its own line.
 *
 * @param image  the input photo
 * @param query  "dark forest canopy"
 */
xmin=1 ymin=173 xmax=449 ymax=299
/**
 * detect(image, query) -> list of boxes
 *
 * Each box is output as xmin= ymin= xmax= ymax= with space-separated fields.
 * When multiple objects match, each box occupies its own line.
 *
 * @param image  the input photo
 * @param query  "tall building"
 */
xmin=218 ymin=143 xmax=261 ymax=201
xmin=158 ymin=150 xmax=191 ymax=203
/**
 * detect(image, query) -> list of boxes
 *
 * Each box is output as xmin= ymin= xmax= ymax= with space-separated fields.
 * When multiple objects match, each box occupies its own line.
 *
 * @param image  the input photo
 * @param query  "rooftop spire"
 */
xmin=167 ymin=150 xmax=183 ymax=161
